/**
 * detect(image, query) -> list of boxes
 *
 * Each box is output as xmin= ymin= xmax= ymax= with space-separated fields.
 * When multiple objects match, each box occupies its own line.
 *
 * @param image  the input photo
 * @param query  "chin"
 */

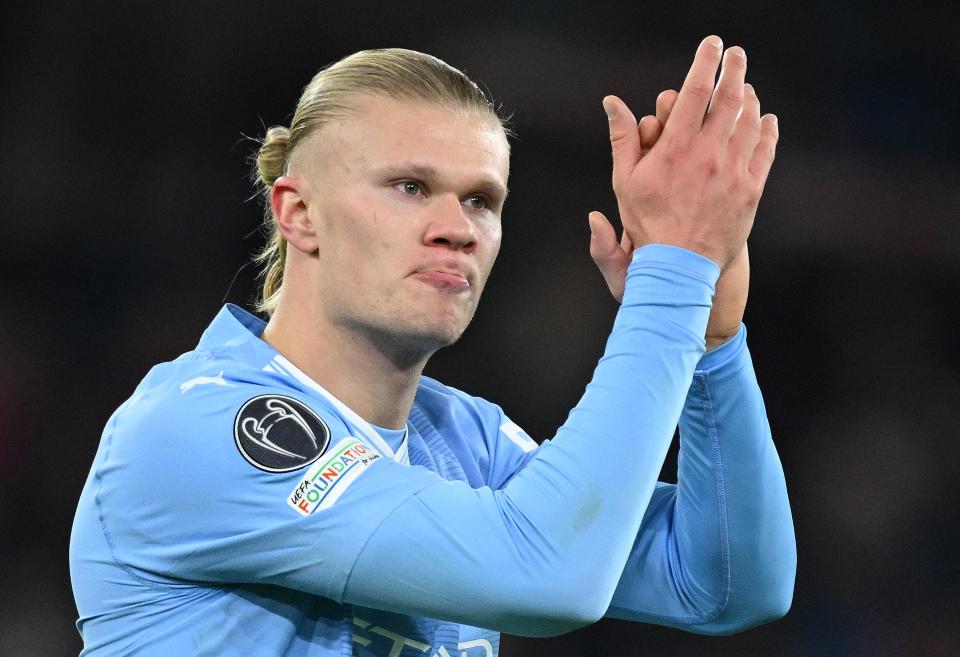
xmin=405 ymin=323 xmax=465 ymax=352
xmin=385 ymin=315 xmax=470 ymax=358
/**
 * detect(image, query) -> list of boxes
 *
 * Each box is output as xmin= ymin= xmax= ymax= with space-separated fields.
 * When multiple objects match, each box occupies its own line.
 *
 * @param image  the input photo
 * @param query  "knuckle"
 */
xmin=729 ymin=166 xmax=746 ymax=187
xmin=728 ymin=170 xmax=750 ymax=198
xmin=664 ymin=131 xmax=693 ymax=155
xmin=716 ymin=88 xmax=742 ymax=110
xmin=686 ymin=83 xmax=713 ymax=101
xmin=697 ymin=151 xmax=722 ymax=175
xmin=734 ymin=121 xmax=761 ymax=142
xmin=743 ymin=114 xmax=763 ymax=132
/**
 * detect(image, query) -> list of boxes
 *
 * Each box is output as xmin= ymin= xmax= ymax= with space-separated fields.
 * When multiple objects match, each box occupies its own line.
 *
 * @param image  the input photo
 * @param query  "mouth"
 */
xmin=410 ymin=268 xmax=471 ymax=292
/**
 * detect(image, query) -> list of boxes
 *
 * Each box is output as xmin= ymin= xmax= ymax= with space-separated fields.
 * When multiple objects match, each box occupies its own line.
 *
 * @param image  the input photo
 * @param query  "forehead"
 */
xmin=297 ymin=94 xmax=510 ymax=187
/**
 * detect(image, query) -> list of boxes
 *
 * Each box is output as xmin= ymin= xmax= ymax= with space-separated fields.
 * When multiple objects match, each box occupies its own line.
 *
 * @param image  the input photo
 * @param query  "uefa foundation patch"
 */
xmin=287 ymin=437 xmax=382 ymax=515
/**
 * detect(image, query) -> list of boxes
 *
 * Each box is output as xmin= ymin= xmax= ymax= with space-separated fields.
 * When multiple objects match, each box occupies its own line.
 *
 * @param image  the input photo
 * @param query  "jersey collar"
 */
xmin=201 ymin=304 xmax=410 ymax=465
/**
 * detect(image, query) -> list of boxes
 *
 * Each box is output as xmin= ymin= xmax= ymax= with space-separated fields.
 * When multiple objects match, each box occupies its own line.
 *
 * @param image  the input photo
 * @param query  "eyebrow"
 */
xmin=377 ymin=163 xmax=509 ymax=200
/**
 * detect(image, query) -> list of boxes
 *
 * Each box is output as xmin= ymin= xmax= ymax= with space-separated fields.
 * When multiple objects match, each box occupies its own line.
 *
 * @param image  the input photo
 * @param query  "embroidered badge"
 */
xmin=234 ymin=395 xmax=331 ymax=472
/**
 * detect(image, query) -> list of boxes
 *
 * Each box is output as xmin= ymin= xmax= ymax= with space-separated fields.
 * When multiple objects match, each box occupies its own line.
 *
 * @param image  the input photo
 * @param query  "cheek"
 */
xmin=319 ymin=198 xmax=383 ymax=256
xmin=475 ymin=222 xmax=502 ymax=283
xmin=481 ymin=222 xmax=502 ymax=260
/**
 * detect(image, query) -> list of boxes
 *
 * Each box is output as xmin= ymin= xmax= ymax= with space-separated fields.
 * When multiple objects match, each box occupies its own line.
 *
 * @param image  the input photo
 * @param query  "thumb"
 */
xmin=602 ymin=95 xmax=641 ymax=178
xmin=589 ymin=211 xmax=629 ymax=303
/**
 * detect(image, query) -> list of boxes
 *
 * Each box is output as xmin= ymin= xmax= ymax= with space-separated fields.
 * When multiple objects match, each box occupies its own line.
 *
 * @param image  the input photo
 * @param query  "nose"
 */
xmin=423 ymin=195 xmax=477 ymax=253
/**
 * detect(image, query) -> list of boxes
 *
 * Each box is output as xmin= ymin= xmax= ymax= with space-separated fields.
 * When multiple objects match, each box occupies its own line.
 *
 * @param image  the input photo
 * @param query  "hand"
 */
xmin=596 ymin=35 xmax=778 ymax=270
xmin=590 ymin=89 xmax=679 ymax=301
xmin=590 ymin=62 xmax=756 ymax=346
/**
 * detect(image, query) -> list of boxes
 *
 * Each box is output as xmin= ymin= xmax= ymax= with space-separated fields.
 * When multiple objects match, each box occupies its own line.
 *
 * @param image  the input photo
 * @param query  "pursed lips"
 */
xmin=410 ymin=264 xmax=472 ymax=291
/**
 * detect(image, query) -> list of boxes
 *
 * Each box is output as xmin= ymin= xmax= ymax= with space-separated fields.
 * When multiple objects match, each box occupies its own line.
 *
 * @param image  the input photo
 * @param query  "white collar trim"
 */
xmin=266 ymin=354 xmax=410 ymax=465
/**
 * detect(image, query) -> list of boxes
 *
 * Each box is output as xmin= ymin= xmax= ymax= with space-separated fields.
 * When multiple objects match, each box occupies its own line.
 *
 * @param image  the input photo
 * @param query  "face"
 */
xmin=288 ymin=94 xmax=510 ymax=357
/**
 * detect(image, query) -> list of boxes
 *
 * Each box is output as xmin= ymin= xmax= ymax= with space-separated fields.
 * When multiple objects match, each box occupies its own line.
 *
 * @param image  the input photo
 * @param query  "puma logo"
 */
xmin=179 ymin=371 xmax=236 ymax=393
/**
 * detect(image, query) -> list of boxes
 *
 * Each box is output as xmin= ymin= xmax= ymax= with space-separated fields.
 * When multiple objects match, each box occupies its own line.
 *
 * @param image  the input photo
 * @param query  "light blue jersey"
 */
xmin=70 ymin=245 xmax=796 ymax=656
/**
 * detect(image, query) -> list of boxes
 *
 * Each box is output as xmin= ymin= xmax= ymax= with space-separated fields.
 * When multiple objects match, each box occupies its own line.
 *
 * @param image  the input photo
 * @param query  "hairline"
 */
xmin=286 ymin=91 xmax=511 ymax=175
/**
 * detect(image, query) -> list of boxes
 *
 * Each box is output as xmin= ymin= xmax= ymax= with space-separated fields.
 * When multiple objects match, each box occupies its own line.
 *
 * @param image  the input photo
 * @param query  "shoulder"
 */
xmin=106 ymin=352 xmax=349 ymax=481
xmin=92 ymin=350 xmax=372 ymax=538
xmin=121 ymin=352 xmax=282 ymax=429
xmin=83 ymin=352 xmax=423 ymax=592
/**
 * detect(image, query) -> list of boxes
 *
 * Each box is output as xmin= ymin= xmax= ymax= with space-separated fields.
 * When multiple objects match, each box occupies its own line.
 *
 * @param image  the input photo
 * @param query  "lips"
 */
xmin=411 ymin=270 xmax=470 ymax=291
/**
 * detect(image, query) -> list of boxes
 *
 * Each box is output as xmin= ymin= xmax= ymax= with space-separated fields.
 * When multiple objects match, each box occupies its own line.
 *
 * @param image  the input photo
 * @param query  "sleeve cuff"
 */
xmin=696 ymin=322 xmax=747 ymax=372
xmin=628 ymin=244 xmax=721 ymax=287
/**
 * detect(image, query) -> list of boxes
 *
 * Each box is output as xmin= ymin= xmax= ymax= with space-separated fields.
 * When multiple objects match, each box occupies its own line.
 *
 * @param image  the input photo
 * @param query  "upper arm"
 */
xmin=92 ymin=382 xmax=437 ymax=602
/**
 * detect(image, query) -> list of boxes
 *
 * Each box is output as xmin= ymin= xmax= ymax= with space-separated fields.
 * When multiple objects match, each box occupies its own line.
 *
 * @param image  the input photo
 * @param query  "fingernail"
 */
xmin=730 ymin=46 xmax=745 ymax=60
xmin=771 ymin=114 xmax=779 ymax=125
xmin=602 ymin=98 xmax=616 ymax=120
xmin=707 ymin=36 xmax=722 ymax=50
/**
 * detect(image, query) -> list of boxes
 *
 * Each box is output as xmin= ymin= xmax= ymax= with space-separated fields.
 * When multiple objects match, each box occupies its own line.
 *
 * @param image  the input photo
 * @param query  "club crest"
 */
xmin=233 ymin=395 xmax=330 ymax=472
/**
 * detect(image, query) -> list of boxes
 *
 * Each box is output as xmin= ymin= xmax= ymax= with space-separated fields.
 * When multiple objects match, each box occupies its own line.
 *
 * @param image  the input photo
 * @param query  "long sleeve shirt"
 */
xmin=70 ymin=244 xmax=795 ymax=656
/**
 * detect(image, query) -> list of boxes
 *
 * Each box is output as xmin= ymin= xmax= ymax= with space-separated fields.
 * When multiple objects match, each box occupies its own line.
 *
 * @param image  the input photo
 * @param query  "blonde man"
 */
xmin=71 ymin=37 xmax=795 ymax=656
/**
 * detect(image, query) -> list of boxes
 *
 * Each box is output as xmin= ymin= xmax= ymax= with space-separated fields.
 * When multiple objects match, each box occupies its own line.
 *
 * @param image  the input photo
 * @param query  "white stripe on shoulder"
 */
xmin=500 ymin=421 xmax=538 ymax=453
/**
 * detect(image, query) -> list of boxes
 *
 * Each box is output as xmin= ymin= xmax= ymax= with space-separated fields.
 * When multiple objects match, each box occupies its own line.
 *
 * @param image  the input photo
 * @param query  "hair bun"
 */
xmin=256 ymin=126 xmax=291 ymax=189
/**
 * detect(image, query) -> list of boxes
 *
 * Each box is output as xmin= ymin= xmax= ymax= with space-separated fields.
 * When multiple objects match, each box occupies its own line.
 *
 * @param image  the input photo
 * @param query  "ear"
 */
xmin=270 ymin=175 xmax=318 ymax=254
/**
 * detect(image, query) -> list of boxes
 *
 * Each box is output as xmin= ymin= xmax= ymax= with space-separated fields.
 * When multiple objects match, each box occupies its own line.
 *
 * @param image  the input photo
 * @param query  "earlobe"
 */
xmin=271 ymin=175 xmax=319 ymax=254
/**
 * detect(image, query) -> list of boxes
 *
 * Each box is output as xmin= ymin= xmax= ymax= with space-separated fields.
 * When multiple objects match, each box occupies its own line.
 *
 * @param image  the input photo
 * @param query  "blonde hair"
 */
xmin=251 ymin=48 xmax=508 ymax=315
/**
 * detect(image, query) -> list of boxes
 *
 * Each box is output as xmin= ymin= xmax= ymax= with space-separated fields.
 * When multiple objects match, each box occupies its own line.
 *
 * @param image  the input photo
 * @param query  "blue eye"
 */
xmin=464 ymin=195 xmax=488 ymax=210
xmin=398 ymin=181 xmax=422 ymax=196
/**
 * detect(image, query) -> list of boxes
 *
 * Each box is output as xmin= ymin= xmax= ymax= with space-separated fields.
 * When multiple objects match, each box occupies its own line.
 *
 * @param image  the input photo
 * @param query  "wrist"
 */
xmin=705 ymin=332 xmax=737 ymax=351
xmin=699 ymin=323 xmax=747 ymax=370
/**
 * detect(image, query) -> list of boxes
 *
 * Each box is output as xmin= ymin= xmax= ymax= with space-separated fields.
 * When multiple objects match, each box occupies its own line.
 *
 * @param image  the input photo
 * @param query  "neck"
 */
xmin=262 ymin=303 xmax=429 ymax=430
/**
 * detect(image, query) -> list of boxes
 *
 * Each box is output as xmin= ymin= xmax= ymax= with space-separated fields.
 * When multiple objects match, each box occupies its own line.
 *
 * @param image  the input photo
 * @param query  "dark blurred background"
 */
xmin=2 ymin=1 xmax=958 ymax=655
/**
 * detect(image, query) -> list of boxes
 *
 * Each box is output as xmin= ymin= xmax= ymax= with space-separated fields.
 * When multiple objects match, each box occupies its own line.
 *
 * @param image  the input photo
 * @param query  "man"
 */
xmin=70 ymin=36 xmax=795 ymax=656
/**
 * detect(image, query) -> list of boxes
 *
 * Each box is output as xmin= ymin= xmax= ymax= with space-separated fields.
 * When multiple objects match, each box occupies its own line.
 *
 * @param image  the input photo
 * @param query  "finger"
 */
xmin=655 ymin=89 xmax=678 ymax=125
xmin=619 ymin=229 xmax=634 ymax=253
xmin=705 ymin=46 xmax=747 ymax=138
xmin=638 ymin=115 xmax=662 ymax=155
xmin=729 ymin=83 xmax=761 ymax=163
xmin=748 ymin=114 xmax=779 ymax=186
xmin=666 ymin=35 xmax=724 ymax=135
xmin=602 ymin=95 xmax=642 ymax=178
xmin=589 ymin=211 xmax=630 ymax=302
xmin=588 ymin=211 xmax=619 ymax=259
